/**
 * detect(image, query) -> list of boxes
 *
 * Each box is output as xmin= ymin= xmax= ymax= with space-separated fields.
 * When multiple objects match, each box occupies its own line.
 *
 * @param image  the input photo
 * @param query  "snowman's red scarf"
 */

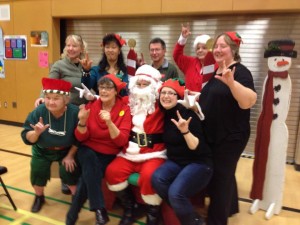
xmin=250 ymin=70 xmax=288 ymax=200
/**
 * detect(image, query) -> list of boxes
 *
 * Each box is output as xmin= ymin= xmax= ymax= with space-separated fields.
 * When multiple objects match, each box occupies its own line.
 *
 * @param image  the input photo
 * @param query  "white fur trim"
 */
xmin=135 ymin=65 xmax=162 ymax=82
xmin=142 ymin=193 xmax=162 ymax=205
xmin=106 ymin=180 xmax=128 ymax=191
xmin=118 ymin=147 xmax=167 ymax=162
xmin=193 ymin=34 xmax=212 ymax=49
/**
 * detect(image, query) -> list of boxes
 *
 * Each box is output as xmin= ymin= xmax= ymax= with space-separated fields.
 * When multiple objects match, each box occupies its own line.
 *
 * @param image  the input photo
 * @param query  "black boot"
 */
xmin=179 ymin=213 xmax=206 ymax=225
xmin=31 ymin=195 xmax=45 ymax=213
xmin=61 ymin=180 xmax=72 ymax=195
xmin=115 ymin=187 xmax=136 ymax=225
xmin=146 ymin=205 xmax=161 ymax=225
xmin=95 ymin=208 xmax=110 ymax=225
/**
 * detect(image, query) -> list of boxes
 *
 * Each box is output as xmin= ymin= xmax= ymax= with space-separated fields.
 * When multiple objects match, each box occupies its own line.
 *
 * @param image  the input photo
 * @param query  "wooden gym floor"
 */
xmin=0 ymin=124 xmax=299 ymax=225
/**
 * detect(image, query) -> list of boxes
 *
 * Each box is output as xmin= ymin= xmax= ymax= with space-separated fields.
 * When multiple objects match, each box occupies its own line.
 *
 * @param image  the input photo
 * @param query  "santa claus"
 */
xmin=105 ymin=64 xmax=166 ymax=225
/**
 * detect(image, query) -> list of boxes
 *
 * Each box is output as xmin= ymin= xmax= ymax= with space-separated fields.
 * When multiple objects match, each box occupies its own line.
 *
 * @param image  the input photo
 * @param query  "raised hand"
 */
xmin=78 ymin=104 xmax=90 ymax=124
xmin=75 ymin=83 xmax=95 ymax=100
xmin=30 ymin=117 xmax=49 ymax=136
xmin=78 ymin=53 xmax=93 ymax=71
xmin=137 ymin=52 xmax=145 ymax=66
xmin=215 ymin=60 xmax=236 ymax=87
xmin=181 ymin=23 xmax=192 ymax=38
xmin=171 ymin=110 xmax=192 ymax=133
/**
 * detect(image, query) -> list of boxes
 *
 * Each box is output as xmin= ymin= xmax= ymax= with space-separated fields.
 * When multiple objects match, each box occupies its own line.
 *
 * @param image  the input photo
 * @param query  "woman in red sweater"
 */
xmin=173 ymin=23 xmax=216 ymax=92
xmin=66 ymin=74 xmax=132 ymax=225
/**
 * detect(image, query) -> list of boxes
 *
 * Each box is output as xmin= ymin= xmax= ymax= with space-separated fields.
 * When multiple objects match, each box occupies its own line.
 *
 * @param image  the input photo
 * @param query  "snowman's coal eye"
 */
xmin=274 ymin=85 xmax=281 ymax=92
xmin=273 ymin=98 xmax=280 ymax=105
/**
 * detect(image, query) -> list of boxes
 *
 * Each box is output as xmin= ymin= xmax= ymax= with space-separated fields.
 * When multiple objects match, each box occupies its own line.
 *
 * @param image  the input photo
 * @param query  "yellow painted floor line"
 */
xmin=9 ymin=214 xmax=31 ymax=225
xmin=16 ymin=208 xmax=65 ymax=225
xmin=1 ymin=203 xmax=64 ymax=225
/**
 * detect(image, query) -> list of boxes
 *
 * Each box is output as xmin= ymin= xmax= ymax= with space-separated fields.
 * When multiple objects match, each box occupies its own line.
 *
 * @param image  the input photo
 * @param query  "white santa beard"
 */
xmin=129 ymin=85 xmax=156 ymax=115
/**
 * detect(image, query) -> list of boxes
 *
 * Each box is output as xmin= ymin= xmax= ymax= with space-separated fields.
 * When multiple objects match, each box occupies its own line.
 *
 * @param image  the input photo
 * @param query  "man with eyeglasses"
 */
xmin=144 ymin=37 xmax=179 ymax=82
xmin=21 ymin=78 xmax=80 ymax=213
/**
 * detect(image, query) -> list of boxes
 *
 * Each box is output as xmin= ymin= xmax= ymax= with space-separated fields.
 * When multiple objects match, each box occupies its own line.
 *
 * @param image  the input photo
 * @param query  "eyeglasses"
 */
xmin=48 ymin=128 xmax=66 ymax=136
xmin=99 ymin=86 xmax=115 ymax=91
xmin=150 ymin=48 xmax=163 ymax=53
xmin=160 ymin=91 xmax=177 ymax=96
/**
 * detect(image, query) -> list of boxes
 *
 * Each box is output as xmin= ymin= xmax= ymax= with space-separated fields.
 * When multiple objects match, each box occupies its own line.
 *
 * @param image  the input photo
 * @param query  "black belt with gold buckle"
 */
xmin=130 ymin=131 xmax=163 ymax=148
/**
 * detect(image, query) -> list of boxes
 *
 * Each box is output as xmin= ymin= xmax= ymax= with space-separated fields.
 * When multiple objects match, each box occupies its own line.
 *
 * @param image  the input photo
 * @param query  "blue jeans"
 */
xmin=151 ymin=160 xmax=213 ymax=224
xmin=66 ymin=145 xmax=115 ymax=225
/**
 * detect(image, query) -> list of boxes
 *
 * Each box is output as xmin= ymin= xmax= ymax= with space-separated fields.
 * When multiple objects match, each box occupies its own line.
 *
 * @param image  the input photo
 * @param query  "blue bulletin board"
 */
xmin=4 ymin=35 xmax=27 ymax=60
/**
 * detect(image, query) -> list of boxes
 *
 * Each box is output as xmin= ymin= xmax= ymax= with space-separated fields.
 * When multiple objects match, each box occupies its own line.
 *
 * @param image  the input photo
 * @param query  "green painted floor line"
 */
xmin=0 ymin=184 xmax=145 ymax=225
xmin=0 ymin=214 xmax=30 ymax=225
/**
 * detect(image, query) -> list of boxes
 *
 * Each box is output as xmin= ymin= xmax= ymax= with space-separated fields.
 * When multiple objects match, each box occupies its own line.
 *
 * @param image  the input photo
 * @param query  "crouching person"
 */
xmin=21 ymin=78 xmax=80 ymax=213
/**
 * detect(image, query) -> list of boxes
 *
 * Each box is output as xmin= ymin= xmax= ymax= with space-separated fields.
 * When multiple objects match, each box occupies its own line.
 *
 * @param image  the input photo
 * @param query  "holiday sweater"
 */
xmin=75 ymin=96 xmax=131 ymax=155
xmin=173 ymin=42 xmax=215 ymax=92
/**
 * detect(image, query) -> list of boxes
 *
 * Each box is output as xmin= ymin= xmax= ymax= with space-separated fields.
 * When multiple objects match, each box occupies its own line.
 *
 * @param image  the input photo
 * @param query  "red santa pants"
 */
xmin=105 ymin=156 xmax=165 ymax=195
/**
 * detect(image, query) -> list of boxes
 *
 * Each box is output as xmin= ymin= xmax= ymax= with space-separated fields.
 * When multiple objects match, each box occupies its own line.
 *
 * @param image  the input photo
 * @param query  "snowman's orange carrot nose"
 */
xmin=277 ymin=60 xmax=289 ymax=67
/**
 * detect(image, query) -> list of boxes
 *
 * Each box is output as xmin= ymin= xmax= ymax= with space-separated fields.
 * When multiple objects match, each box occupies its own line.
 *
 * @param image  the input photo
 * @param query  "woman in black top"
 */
xmin=152 ymin=79 xmax=213 ymax=225
xmin=199 ymin=32 xmax=257 ymax=225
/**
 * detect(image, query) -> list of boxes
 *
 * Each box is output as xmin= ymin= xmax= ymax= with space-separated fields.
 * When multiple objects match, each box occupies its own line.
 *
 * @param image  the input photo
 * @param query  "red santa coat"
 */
xmin=118 ymin=102 xmax=166 ymax=161
xmin=105 ymin=102 xmax=166 ymax=205
xmin=173 ymin=42 xmax=216 ymax=92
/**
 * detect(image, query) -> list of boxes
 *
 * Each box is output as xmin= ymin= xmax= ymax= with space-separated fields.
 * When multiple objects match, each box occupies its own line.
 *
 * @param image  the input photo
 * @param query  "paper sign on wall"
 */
xmin=4 ymin=35 xmax=27 ymax=60
xmin=39 ymin=51 xmax=48 ymax=68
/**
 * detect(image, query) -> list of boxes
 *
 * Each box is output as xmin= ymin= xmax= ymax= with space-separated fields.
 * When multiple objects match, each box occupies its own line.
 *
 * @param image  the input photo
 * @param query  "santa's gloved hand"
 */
xmin=75 ymin=83 xmax=95 ymax=101
xmin=178 ymin=90 xmax=200 ymax=108
xmin=178 ymin=90 xmax=205 ymax=120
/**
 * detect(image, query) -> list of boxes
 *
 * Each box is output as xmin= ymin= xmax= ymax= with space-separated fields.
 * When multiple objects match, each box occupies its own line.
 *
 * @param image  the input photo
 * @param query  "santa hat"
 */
xmin=225 ymin=31 xmax=243 ymax=47
xmin=102 ymin=74 xmax=127 ymax=93
xmin=159 ymin=79 xmax=185 ymax=99
xmin=193 ymin=34 xmax=214 ymax=50
xmin=135 ymin=64 xmax=162 ymax=83
xmin=264 ymin=39 xmax=297 ymax=58
xmin=42 ymin=78 xmax=72 ymax=95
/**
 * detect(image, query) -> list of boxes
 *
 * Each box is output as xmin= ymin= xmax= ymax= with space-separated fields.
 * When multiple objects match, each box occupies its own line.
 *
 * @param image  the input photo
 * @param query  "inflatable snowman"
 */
xmin=249 ymin=39 xmax=297 ymax=219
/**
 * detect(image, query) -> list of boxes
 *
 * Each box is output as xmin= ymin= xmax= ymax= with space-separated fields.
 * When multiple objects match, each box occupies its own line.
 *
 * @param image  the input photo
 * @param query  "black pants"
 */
xmin=207 ymin=133 xmax=249 ymax=225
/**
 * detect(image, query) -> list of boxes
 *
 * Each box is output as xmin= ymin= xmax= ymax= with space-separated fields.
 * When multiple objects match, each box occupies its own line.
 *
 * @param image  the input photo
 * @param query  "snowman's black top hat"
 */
xmin=264 ymin=39 xmax=297 ymax=58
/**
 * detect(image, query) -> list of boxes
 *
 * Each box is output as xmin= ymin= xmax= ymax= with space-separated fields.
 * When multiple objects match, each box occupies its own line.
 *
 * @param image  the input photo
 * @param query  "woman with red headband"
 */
xmin=82 ymin=33 xmax=129 ymax=97
xmin=152 ymin=79 xmax=213 ymax=225
xmin=199 ymin=32 xmax=257 ymax=225
xmin=66 ymin=74 xmax=132 ymax=225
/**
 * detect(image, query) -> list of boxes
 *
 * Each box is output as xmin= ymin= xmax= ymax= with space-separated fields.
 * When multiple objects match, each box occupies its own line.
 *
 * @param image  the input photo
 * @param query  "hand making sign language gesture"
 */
xmin=78 ymin=52 xmax=93 ymax=71
xmin=215 ymin=60 xmax=236 ymax=88
xmin=171 ymin=110 xmax=192 ymax=134
xmin=30 ymin=117 xmax=50 ymax=136
xmin=181 ymin=22 xmax=192 ymax=39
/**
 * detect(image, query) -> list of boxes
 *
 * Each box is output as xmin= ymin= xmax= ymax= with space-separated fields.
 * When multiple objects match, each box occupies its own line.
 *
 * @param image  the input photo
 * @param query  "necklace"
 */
xmin=48 ymin=110 xmax=66 ymax=136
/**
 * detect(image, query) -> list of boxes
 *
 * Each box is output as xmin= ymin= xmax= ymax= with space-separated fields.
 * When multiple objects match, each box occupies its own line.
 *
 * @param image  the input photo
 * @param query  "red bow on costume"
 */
xmin=114 ymin=34 xmax=126 ymax=47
